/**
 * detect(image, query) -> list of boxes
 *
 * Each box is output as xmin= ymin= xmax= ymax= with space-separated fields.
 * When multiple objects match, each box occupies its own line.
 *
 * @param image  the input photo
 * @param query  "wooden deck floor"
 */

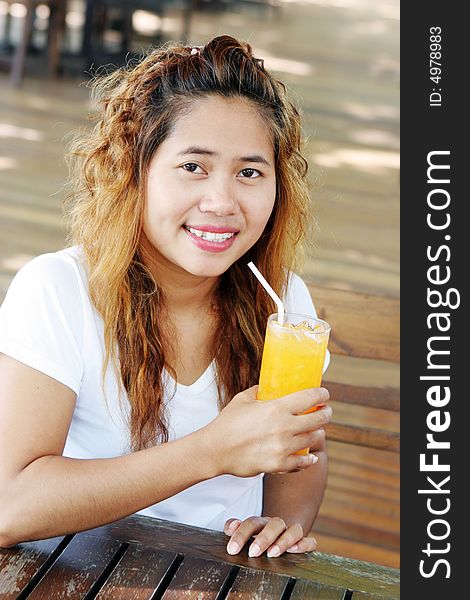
xmin=0 ymin=0 xmax=399 ymax=568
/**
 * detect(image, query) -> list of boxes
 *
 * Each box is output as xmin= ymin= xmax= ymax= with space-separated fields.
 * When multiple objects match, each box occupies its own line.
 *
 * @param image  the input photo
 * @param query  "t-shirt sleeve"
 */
xmin=0 ymin=254 xmax=84 ymax=395
xmin=284 ymin=272 xmax=331 ymax=373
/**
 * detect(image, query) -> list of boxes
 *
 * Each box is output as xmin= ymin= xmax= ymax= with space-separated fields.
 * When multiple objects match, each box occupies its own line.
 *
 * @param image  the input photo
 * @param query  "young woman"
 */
xmin=0 ymin=35 xmax=331 ymax=559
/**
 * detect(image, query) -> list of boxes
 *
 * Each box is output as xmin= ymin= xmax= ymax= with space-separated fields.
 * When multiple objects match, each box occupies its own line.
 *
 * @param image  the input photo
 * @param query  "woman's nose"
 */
xmin=198 ymin=176 xmax=239 ymax=216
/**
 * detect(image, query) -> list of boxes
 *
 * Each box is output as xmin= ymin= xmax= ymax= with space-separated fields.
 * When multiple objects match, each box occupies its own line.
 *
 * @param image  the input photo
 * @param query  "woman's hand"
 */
xmin=202 ymin=385 xmax=331 ymax=478
xmin=223 ymin=516 xmax=316 ymax=558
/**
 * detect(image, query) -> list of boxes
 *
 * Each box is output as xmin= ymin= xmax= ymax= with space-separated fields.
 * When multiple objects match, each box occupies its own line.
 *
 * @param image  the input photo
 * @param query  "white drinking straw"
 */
xmin=247 ymin=262 xmax=285 ymax=325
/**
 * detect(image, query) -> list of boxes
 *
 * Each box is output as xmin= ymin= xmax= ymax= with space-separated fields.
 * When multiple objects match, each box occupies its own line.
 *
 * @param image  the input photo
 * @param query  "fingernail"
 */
xmin=248 ymin=543 xmax=261 ymax=557
xmin=267 ymin=545 xmax=280 ymax=558
xmin=227 ymin=541 xmax=239 ymax=555
xmin=286 ymin=544 xmax=299 ymax=552
xmin=227 ymin=519 xmax=240 ymax=533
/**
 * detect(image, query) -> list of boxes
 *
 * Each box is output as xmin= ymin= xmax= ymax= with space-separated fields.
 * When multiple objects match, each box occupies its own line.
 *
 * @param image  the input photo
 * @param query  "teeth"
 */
xmin=186 ymin=227 xmax=236 ymax=242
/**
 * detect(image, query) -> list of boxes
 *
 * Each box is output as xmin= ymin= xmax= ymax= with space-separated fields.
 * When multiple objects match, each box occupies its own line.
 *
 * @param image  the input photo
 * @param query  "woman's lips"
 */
xmin=182 ymin=226 xmax=238 ymax=253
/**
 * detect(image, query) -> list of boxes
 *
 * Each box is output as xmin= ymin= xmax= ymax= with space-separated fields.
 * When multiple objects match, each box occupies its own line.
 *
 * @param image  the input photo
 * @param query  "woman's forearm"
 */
xmin=262 ymin=449 xmax=328 ymax=534
xmin=0 ymin=428 xmax=218 ymax=547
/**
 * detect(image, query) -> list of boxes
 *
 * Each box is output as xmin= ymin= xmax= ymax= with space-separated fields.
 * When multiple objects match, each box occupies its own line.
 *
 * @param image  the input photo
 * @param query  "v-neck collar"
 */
xmin=163 ymin=360 xmax=216 ymax=395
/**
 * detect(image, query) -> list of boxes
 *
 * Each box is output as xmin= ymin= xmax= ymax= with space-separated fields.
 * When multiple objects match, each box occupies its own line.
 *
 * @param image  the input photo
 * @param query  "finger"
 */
xmin=291 ymin=428 xmax=326 ymax=454
xmin=226 ymin=516 xmax=268 ymax=555
xmin=284 ymin=452 xmax=318 ymax=472
xmin=224 ymin=518 xmax=241 ymax=536
xmin=308 ymin=428 xmax=326 ymax=451
xmin=266 ymin=523 xmax=304 ymax=558
xmin=292 ymin=405 xmax=333 ymax=435
xmin=280 ymin=387 xmax=330 ymax=415
xmin=285 ymin=536 xmax=317 ymax=553
xmin=248 ymin=517 xmax=288 ymax=557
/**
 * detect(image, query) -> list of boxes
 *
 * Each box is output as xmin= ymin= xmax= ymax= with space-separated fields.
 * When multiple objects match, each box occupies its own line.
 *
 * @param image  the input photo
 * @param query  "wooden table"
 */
xmin=0 ymin=514 xmax=399 ymax=599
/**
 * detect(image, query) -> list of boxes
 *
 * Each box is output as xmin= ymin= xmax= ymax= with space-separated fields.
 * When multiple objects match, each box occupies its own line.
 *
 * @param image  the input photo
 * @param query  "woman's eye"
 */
xmin=239 ymin=168 xmax=261 ymax=179
xmin=182 ymin=163 xmax=204 ymax=174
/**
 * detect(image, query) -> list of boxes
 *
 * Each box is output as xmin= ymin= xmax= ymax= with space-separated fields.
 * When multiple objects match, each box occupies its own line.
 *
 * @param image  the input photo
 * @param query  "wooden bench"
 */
xmin=307 ymin=284 xmax=400 ymax=568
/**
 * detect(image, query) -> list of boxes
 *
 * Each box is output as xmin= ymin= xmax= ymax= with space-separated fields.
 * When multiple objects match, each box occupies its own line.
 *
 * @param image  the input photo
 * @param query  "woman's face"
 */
xmin=143 ymin=95 xmax=276 ymax=278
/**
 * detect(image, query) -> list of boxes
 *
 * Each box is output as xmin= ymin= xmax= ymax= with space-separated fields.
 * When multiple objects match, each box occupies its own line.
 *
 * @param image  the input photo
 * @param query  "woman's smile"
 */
xmin=182 ymin=224 xmax=240 ymax=253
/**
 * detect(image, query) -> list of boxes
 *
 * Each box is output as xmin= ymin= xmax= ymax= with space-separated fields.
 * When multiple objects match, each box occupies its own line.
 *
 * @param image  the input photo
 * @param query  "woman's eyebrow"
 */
xmin=177 ymin=146 xmax=271 ymax=167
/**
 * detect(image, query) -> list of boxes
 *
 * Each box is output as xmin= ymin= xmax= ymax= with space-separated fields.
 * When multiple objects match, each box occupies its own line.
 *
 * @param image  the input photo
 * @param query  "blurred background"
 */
xmin=0 ymin=0 xmax=399 ymax=568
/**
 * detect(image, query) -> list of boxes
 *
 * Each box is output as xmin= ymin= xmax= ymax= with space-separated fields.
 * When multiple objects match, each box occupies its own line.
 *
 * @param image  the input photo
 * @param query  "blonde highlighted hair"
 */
xmin=65 ymin=35 xmax=313 ymax=451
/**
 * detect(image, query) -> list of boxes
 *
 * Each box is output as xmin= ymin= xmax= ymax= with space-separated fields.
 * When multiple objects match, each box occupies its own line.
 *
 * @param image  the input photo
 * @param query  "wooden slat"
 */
xmin=326 ymin=423 xmax=399 ymax=453
xmin=321 ymin=497 xmax=398 ymax=541
xmin=290 ymin=579 xmax=348 ymax=599
xmin=328 ymin=441 xmax=400 ymax=486
xmin=328 ymin=441 xmax=399 ymax=474
xmin=308 ymin=285 xmax=399 ymax=362
xmin=323 ymin=486 xmax=399 ymax=523
xmin=324 ymin=381 xmax=399 ymax=411
xmin=328 ymin=459 xmax=400 ymax=496
xmin=324 ymin=354 xmax=399 ymax=398
xmin=162 ymin=556 xmax=233 ymax=599
xmin=26 ymin=533 xmax=122 ymax=598
xmin=327 ymin=474 xmax=399 ymax=504
xmin=226 ymin=567 xmax=289 ymax=598
xmin=0 ymin=536 xmax=66 ymax=598
xmin=95 ymin=543 xmax=177 ymax=599
xmin=330 ymin=402 xmax=399 ymax=436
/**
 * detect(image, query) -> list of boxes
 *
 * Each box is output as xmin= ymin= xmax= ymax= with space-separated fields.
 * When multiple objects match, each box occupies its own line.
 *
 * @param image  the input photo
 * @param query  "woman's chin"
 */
xmin=182 ymin=249 xmax=245 ymax=277
xmin=183 ymin=261 xmax=232 ymax=278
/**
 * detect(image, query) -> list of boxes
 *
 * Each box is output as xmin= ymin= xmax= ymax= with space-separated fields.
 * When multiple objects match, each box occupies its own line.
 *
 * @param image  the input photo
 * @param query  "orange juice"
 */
xmin=257 ymin=313 xmax=330 ymax=455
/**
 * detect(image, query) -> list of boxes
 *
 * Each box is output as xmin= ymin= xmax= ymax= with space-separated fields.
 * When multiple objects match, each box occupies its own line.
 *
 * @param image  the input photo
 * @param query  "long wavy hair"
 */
xmin=64 ymin=35 xmax=313 ymax=451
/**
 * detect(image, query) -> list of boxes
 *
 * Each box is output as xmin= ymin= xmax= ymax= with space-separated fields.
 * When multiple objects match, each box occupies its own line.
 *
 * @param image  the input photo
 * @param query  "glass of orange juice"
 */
xmin=257 ymin=313 xmax=331 ymax=455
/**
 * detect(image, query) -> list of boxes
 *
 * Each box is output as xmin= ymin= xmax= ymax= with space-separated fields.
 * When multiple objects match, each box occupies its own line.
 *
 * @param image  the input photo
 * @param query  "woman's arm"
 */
xmin=0 ymin=354 xmax=330 ymax=547
xmin=0 ymin=355 xmax=219 ymax=547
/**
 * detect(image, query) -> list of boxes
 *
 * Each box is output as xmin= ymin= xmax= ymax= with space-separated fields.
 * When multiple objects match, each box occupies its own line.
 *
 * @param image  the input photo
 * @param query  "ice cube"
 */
xmin=274 ymin=321 xmax=295 ymax=328
xmin=294 ymin=320 xmax=310 ymax=330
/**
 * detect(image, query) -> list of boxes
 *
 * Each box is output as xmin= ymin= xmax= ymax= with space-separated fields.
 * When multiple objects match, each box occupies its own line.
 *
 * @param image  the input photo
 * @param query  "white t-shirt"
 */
xmin=0 ymin=246 xmax=328 ymax=531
